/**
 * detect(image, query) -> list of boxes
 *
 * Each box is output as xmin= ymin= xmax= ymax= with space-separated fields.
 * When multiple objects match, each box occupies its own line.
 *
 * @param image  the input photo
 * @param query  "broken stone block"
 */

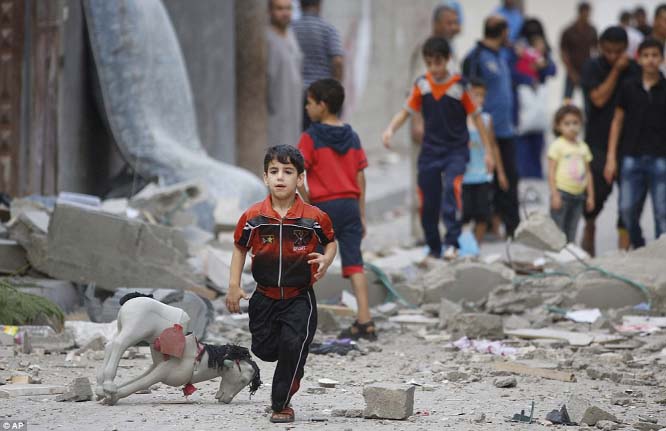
xmin=493 ymin=376 xmax=517 ymax=388
xmin=448 ymin=313 xmax=504 ymax=340
xmin=514 ymin=211 xmax=567 ymax=252
xmin=439 ymin=262 xmax=514 ymax=304
xmin=0 ymin=239 xmax=28 ymax=274
xmin=55 ymin=377 xmax=93 ymax=402
xmin=129 ymin=180 xmax=207 ymax=227
xmin=42 ymin=203 xmax=207 ymax=294
xmin=596 ymin=420 xmax=619 ymax=431
xmin=446 ymin=371 xmax=469 ymax=382
xmin=438 ymin=298 xmax=462 ymax=329
xmin=503 ymin=315 xmax=531 ymax=330
xmin=7 ymin=210 xmax=50 ymax=269
xmin=486 ymin=284 xmax=543 ymax=314
xmin=0 ymin=384 xmax=66 ymax=398
xmin=10 ymin=278 xmax=80 ymax=313
xmin=565 ymin=395 xmax=617 ymax=426
xmin=363 ymin=384 xmax=415 ymax=420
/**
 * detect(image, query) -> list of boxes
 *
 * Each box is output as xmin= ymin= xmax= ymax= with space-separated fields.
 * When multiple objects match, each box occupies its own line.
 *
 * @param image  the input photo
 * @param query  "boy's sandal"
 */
xmin=270 ymin=407 xmax=295 ymax=423
xmin=339 ymin=320 xmax=378 ymax=341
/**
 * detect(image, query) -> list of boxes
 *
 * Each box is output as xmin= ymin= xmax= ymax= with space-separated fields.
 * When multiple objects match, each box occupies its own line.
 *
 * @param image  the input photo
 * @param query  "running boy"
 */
xmin=462 ymin=78 xmax=508 ymax=245
xmin=547 ymin=105 xmax=594 ymax=243
xmin=604 ymin=38 xmax=666 ymax=249
xmin=298 ymin=78 xmax=376 ymax=341
xmin=382 ymin=36 xmax=494 ymax=259
xmin=226 ymin=145 xmax=337 ymax=423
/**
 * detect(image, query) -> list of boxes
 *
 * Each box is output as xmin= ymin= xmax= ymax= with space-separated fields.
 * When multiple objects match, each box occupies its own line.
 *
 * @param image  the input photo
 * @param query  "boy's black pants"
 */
xmin=248 ymin=288 xmax=318 ymax=412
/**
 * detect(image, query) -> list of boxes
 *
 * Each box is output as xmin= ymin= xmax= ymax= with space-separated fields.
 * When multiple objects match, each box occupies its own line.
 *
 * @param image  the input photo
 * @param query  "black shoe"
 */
xmin=338 ymin=320 xmax=377 ymax=341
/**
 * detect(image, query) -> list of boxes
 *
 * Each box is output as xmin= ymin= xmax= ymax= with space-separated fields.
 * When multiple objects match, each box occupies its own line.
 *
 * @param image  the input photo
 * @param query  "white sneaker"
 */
xmin=443 ymin=246 xmax=459 ymax=261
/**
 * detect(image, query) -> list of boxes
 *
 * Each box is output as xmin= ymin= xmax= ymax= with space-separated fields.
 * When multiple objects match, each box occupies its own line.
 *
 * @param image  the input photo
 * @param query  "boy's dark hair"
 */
xmin=638 ymin=37 xmax=665 ymax=55
xmin=264 ymin=145 xmax=305 ymax=174
xmin=307 ymin=78 xmax=345 ymax=115
xmin=599 ymin=26 xmax=628 ymax=46
xmin=484 ymin=17 xmax=508 ymax=39
xmin=422 ymin=36 xmax=451 ymax=59
xmin=553 ymin=105 xmax=584 ymax=137
xmin=634 ymin=6 xmax=646 ymax=17
xmin=655 ymin=4 xmax=666 ymax=19
xmin=300 ymin=0 xmax=321 ymax=9
xmin=469 ymin=77 xmax=486 ymax=89
xmin=578 ymin=2 xmax=590 ymax=14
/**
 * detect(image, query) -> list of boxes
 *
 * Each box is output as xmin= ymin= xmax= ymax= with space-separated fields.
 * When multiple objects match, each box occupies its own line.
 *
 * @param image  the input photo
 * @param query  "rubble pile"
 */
xmin=0 ymin=193 xmax=665 ymax=429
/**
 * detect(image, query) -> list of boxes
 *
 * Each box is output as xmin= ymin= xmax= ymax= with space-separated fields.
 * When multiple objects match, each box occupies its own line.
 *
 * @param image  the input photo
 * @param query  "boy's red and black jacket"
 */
xmin=298 ymin=122 xmax=368 ymax=204
xmin=233 ymin=194 xmax=335 ymax=299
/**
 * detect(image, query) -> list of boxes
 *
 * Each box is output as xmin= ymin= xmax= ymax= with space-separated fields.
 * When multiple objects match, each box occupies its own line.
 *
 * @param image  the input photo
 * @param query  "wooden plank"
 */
xmin=494 ymin=362 xmax=577 ymax=383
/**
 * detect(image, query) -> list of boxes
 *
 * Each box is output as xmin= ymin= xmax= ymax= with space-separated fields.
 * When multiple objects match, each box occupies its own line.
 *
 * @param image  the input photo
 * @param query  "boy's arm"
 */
xmin=604 ymin=106 xmax=624 ymax=184
xmin=357 ymin=169 xmax=366 ymax=237
xmin=487 ymin=118 xmax=508 ymax=191
xmin=585 ymin=162 xmax=595 ymax=212
xmin=548 ymin=158 xmax=562 ymax=210
xmin=472 ymin=113 xmax=495 ymax=174
xmin=382 ymin=109 xmax=411 ymax=149
xmin=225 ymin=244 xmax=249 ymax=314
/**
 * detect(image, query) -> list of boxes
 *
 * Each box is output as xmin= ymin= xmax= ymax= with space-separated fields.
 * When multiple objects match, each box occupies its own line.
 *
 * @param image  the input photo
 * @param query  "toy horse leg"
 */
xmin=101 ymin=328 xmax=148 ymax=395
xmin=114 ymin=362 xmax=157 ymax=392
xmin=106 ymin=363 xmax=173 ymax=405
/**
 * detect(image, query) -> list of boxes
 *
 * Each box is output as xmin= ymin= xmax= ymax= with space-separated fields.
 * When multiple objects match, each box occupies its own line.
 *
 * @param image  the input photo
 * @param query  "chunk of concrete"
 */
xmin=42 ymin=203 xmax=208 ymax=295
xmin=317 ymin=307 xmax=340 ymax=333
xmin=514 ymin=211 xmax=567 ymax=252
xmin=7 ymin=210 xmax=50 ymax=269
xmin=363 ymin=384 xmax=415 ymax=420
xmin=129 ymin=180 xmax=207 ymax=227
xmin=55 ymin=377 xmax=93 ymax=402
xmin=0 ymin=239 xmax=28 ymax=274
xmin=494 ymin=376 xmax=517 ymax=388
xmin=564 ymin=395 xmax=618 ymax=426
xmin=10 ymin=278 xmax=80 ymax=313
xmin=438 ymin=298 xmax=462 ymax=329
xmin=0 ymin=384 xmax=66 ymax=398
xmin=427 ymin=262 xmax=514 ymax=304
xmin=448 ymin=313 xmax=504 ymax=340
xmin=486 ymin=284 xmax=543 ymax=314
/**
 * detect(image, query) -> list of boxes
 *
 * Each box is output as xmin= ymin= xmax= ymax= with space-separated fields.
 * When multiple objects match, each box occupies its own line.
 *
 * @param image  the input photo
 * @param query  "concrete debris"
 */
xmin=363 ymin=384 xmax=415 ymax=420
xmin=493 ymin=376 xmax=517 ymax=388
xmin=564 ymin=395 xmax=618 ymax=426
xmin=486 ymin=284 xmax=543 ymax=314
xmin=332 ymin=408 xmax=365 ymax=418
xmin=55 ymin=377 xmax=93 ymax=402
xmin=41 ymin=203 xmax=210 ymax=297
xmin=513 ymin=211 xmax=567 ymax=252
xmin=438 ymin=298 xmax=462 ymax=329
xmin=445 ymin=371 xmax=469 ymax=382
xmin=596 ymin=420 xmax=619 ymax=430
xmin=422 ymin=261 xmax=514 ymax=304
xmin=0 ymin=239 xmax=28 ymax=274
xmin=129 ymin=180 xmax=208 ymax=227
xmin=504 ymin=328 xmax=594 ymax=346
xmin=318 ymin=378 xmax=339 ymax=388
xmin=9 ymin=278 xmax=80 ymax=313
xmin=0 ymin=384 xmax=66 ymax=398
xmin=7 ymin=210 xmax=50 ymax=269
xmin=317 ymin=307 xmax=341 ymax=333
xmin=447 ymin=313 xmax=504 ymax=340
xmin=494 ymin=362 xmax=576 ymax=382
xmin=452 ymin=336 xmax=517 ymax=356
xmin=64 ymin=321 xmax=117 ymax=348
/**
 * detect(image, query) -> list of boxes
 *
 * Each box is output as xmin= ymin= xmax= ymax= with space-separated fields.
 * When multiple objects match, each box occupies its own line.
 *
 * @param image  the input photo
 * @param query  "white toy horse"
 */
xmin=96 ymin=293 xmax=260 ymax=405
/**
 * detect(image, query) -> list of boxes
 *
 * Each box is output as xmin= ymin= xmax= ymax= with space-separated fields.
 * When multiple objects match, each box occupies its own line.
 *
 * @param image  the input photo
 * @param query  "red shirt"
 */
xmin=298 ymin=123 xmax=368 ymax=203
xmin=234 ymin=194 xmax=335 ymax=299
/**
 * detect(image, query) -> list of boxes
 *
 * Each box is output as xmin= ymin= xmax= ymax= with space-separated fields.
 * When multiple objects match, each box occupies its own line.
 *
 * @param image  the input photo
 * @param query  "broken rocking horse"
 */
xmin=96 ymin=294 xmax=261 ymax=405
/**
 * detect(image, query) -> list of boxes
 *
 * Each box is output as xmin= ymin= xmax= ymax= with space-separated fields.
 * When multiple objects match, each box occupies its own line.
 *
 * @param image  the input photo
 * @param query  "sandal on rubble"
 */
xmin=338 ymin=320 xmax=377 ymax=341
xmin=270 ymin=407 xmax=295 ymax=423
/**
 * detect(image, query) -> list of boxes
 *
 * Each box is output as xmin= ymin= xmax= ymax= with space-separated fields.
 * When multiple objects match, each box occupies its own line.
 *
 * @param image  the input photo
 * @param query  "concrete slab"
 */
xmin=0 ymin=384 xmax=66 ymax=398
xmin=42 ymin=203 xmax=209 ymax=296
xmin=0 ymin=239 xmax=27 ymax=274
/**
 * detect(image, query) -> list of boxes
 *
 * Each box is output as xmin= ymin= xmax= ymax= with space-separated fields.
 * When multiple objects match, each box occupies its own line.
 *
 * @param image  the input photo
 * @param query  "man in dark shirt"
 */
xmin=580 ymin=26 xmax=641 ymax=256
xmin=560 ymin=2 xmax=598 ymax=100
xmin=604 ymin=38 xmax=666 ymax=249
xmin=634 ymin=7 xmax=652 ymax=37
